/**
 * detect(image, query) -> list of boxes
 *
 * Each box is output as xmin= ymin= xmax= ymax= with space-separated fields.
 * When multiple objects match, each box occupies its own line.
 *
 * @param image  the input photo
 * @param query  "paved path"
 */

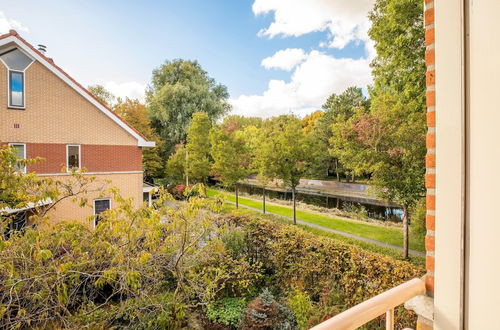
xmin=226 ymin=200 xmax=425 ymax=257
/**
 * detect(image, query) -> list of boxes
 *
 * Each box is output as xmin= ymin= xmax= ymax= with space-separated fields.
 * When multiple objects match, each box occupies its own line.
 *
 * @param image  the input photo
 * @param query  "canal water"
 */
xmin=237 ymin=183 xmax=404 ymax=222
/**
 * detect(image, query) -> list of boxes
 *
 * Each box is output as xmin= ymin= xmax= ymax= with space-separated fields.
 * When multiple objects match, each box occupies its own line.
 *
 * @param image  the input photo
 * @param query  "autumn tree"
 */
xmin=186 ymin=112 xmax=212 ymax=184
xmin=364 ymin=0 xmax=426 ymax=258
xmin=114 ymin=98 xmax=163 ymax=180
xmin=257 ymin=115 xmax=311 ymax=224
xmin=147 ymin=59 xmax=230 ymax=157
xmin=210 ymin=126 xmax=251 ymax=208
xmin=88 ymin=84 xmax=115 ymax=107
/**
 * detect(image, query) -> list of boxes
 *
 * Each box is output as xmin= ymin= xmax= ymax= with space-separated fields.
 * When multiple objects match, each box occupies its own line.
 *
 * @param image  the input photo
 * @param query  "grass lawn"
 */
xmin=208 ymin=188 xmax=425 ymax=252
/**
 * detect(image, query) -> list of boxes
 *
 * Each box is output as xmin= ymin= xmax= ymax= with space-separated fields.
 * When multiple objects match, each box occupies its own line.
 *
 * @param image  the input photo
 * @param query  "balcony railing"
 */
xmin=310 ymin=278 xmax=425 ymax=330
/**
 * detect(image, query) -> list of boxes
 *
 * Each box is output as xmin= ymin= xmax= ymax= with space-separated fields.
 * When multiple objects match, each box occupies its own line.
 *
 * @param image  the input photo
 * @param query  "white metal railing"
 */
xmin=310 ymin=278 xmax=425 ymax=330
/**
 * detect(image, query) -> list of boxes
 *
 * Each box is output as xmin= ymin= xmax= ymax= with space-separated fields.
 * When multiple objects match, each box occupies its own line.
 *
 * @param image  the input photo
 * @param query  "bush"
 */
xmin=206 ymin=297 xmax=247 ymax=327
xmin=286 ymin=289 xmax=313 ymax=330
xmin=242 ymin=288 xmax=296 ymax=330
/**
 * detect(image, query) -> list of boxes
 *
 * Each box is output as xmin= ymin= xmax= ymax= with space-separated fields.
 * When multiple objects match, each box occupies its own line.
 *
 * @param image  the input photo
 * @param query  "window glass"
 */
xmin=94 ymin=199 xmax=110 ymax=226
xmin=9 ymin=71 xmax=24 ymax=107
xmin=67 ymin=145 xmax=80 ymax=169
xmin=10 ymin=144 xmax=25 ymax=172
xmin=0 ymin=49 xmax=33 ymax=71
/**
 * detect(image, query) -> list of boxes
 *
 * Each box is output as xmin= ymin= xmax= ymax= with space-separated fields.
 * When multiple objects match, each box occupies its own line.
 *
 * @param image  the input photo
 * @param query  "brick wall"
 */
xmin=25 ymin=143 xmax=142 ymax=173
xmin=0 ymin=60 xmax=137 ymax=146
xmin=424 ymin=0 xmax=436 ymax=295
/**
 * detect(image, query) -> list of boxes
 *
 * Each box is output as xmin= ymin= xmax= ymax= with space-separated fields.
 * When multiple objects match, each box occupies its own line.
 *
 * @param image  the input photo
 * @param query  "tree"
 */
xmin=165 ymin=143 xmax=187 ymax=184
xmin=221 ymin=115 xmax=263 ymax=133
xmin=210 ymin=126 xmax=251 ymax=208
xmin=186 ymin=112 xmax=212 ymax=184
xmin=147 ymin=59 xmax=230 ymax=157
xmin=88 ymin=84 xmax=115 ymax=107
xmin=308 ymin=87 xmax=368 ymax=181
xmin=114 ymin=98 xmax=164 ymax=180
xmin=368 ymin=0 xmax=426 ymax=258
xmin=1 ymin=146 xmax=104 ymax=234
xmin=257 ymin=115 xmax=311 ymax=224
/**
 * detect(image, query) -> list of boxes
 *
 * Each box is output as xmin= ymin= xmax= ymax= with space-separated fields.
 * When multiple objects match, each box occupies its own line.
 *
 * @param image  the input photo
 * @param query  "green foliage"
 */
xmin=410 ymin=198 xmax=426 ymax=242
xmin=206 ymin=297 xmax=247 ymax=327
xmin=88 ymin=84 xmax=116 ymax=107
xmin=147 ymin=59 xmax=230 ymax=156
xmin=186 ymin=112 xmax=213 ymax=183
xmin=369 ymin=0 xmax=426 ymax=105
xmin=165 ymin=143 xmax=187 ymax=184
xmin=210 ymin=125 xmax=251 ymax=188
xmin=257 ymin=115 xmax=312 ymax=190
xmin=286 ymin=289 xmax=313 ymax=330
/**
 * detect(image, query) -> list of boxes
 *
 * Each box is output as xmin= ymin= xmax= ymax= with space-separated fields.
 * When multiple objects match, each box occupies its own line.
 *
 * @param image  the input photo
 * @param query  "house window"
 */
xmin=8 ymin=143 xmax=26 ymax=173
xmin=93 ymin=199 xmax=111 ymax=226
xmin=66 ymin=145 xmax=80 ymax=170
xmin=9 ymin=71 xmax=24 ymax=108
xmin=1 ymin=48 xmax=33 ymax=109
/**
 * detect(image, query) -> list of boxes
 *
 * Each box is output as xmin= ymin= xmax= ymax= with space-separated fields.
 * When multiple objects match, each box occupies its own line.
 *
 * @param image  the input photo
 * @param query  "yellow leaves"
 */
xmin=138 ymin=251 xmax=152 ymax=265
xmin=125 ymin=271 xmax=141 ymax=291
xmin=34 ymin=249 xmax=52 ymax=262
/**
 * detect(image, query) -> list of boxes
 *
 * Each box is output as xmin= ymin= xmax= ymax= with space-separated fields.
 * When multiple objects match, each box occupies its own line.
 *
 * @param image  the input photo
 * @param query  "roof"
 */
xmin=0 ymin=198 xmax=53 ymax=215
xmin=0 ymin=30 xmax=155 ymax=148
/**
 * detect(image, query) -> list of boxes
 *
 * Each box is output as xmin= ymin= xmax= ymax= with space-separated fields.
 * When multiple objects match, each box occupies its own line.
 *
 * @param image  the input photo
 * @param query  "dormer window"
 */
xmin=0 ymin=48 xmax=33 ymax=109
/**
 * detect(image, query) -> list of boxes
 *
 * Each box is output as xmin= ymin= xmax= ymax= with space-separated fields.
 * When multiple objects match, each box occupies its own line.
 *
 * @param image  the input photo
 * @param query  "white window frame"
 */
xmin=8 ymin=142 xmax=26 ymax=173
xmin=66 ymin=144 xmax=81 ymax=172
xmin=8 ymin=69 xmax=25 ymax=109
xmin=93 ymin=198 xmax=111 ymax=228
xmin=0 ymin=47 xmax=34 ymax=110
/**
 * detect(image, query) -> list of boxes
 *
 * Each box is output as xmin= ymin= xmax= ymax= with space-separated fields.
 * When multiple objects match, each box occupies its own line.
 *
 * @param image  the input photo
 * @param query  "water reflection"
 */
xmin=236 ymin=183 xmax=403 ymax=222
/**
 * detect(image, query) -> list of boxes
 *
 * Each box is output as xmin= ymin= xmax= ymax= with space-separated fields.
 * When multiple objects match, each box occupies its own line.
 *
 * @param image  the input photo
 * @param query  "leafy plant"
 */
xmin=206 ymin=297 xmax=247 ymax=327
xmin=286 ymin=289 xmax=313 ymax=330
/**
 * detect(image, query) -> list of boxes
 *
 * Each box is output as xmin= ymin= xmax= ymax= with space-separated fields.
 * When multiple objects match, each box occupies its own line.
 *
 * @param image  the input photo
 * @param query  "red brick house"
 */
xmin=0 ymin=30 xmax=155 ymax=227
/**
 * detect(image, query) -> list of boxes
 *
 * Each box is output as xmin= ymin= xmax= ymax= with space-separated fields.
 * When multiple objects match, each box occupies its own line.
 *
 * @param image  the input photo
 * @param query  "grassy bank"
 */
xmin=208 ymin=188 xmax=425 ymax=252
xmin=218 ymin=201 xmax=425 ymax=268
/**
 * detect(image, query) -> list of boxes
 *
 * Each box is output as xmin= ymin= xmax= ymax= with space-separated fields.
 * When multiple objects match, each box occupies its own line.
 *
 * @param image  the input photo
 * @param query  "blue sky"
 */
xmin=1 ymin=0 xmax=374 ymax=117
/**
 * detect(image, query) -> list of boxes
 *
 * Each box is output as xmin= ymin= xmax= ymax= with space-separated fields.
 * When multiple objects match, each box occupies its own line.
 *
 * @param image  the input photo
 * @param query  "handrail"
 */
xmin=310 ymin=278 xmax=425 ymax=330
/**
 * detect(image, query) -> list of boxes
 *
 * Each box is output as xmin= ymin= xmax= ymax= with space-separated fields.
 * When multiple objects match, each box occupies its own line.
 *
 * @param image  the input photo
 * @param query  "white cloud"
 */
xmin=252 ymin=0 xmax=374 ymax=50
xmin=103 ymin=81 xmax=146 ymax=102
xmin=0 ymin=11 xmax=29 ymax=34
xmin=261 ymin=48 xmax=307 ymax=71
xmin=230 ymin=50 xmax=371 ymax=118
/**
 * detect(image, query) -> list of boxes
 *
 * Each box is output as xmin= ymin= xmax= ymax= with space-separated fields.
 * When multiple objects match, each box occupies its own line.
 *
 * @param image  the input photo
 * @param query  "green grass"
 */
xmin=218 ymin=201 xmax=425 ymax=268
xmin=208 ymin=188 xmax=425 ymax=252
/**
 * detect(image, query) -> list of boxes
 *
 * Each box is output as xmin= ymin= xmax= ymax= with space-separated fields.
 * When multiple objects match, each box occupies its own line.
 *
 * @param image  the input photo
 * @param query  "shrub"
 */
xmin=242 ymin=288 xmax=296 ymax=330
xmin=206 ymin=297 xmax=247 ymax=327
xmin=286 ymin=289 xmax=313 ymax=330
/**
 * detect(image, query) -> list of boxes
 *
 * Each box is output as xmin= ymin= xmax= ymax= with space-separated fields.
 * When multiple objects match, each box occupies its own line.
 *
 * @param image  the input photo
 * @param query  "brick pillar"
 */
xmin=424 ymin=0 xmax=435 ymax=297
xmin=416 ymin=0 xmax=436 ymax=329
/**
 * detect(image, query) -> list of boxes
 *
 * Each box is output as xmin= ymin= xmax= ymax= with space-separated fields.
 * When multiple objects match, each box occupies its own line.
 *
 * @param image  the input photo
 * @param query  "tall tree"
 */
xmin=147 ymin=59 xmax=230 ymax=157
xmin=210 ymin=127 xmax=251 ymax=208
xmin=367 ymin=0 xmax=426 ymax=258
xmin=257 ymin=115 xmax=311 ymax=224
xmin=309 ymin=87 xmax=368 ymax=181
xmin=88 ymin=84 xmax=115 ymax=107
xmin=114 ymin=98 xmax=164 ymax=180
xmin=186 ymin=112 xmax=212 ymax=184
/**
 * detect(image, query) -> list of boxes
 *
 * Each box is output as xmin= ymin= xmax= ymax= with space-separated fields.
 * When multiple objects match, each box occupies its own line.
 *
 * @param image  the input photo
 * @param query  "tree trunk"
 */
xmin=292 ymin=187 xmax=297 ymax=225
xmin=402 ymin=205 xmax=409 ymax=259
xmin=326 ymin=196 xmax=329 ymax=208
xmin=262 ymin=187 xmax=266 ymax=214
xmin=235 ymin=184 xmax=239 ymax=209
xmin=335 ymin=159 xmax=340 ymax=181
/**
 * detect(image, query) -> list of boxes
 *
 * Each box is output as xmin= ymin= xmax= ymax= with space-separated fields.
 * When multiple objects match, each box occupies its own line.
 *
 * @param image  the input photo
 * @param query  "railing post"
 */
xmin=385 ymin=308 xmax=394 ymax=330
